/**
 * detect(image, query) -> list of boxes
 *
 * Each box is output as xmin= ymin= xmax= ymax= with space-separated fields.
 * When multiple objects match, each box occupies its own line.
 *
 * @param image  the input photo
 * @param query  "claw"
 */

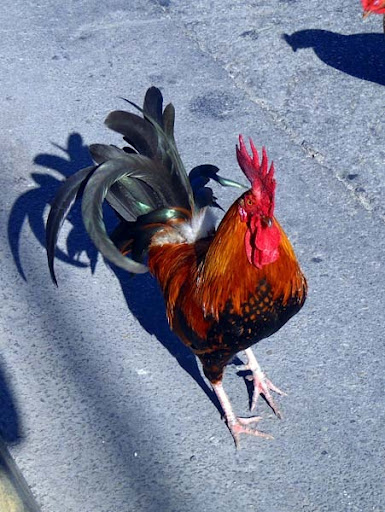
xmin=211 ymin=381 xmax=273 ymax=447
xmin=243 ymin=348 xmax=286 ymax=417
xmin=229 ymin=416 xmax=274 ymax=448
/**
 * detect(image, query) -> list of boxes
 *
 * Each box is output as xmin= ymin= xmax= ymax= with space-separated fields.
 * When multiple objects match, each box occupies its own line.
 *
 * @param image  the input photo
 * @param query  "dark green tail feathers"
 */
xmin=46 ymin=87 xmax=245 ymax=285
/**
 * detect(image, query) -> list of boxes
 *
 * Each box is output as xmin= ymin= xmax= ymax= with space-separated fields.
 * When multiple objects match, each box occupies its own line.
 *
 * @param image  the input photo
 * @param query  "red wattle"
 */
xmin=245 ymin=217 xmax=281 ymax=269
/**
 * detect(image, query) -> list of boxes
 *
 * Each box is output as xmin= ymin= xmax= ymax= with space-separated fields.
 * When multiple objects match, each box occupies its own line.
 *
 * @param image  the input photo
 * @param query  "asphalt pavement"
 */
xmin=0 ymin=1 xmax=384 ymax=511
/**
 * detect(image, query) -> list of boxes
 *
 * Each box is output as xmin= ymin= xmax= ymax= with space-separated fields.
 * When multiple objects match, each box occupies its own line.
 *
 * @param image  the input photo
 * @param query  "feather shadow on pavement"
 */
xmin=14 ymin=134 xmax=221 ymax=415
xmin=283 ymin=30 xmax=385 ymax=86
xmin=8 ymin=133 xmax=98 ymax=281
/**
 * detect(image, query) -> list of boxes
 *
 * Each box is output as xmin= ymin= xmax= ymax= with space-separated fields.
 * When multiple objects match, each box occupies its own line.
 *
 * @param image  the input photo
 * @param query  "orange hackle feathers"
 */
xmin=198 ymin=203 xmax=306 ymax=321
xmin=148 ymin=239 xmax=213 ymax=341
xmin=149 ymin=202 xmax=306 ymax=330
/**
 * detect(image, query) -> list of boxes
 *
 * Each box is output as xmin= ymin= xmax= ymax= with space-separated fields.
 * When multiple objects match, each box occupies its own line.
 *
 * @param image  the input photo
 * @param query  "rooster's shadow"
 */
xmin=13 ymin=133 xmax=223 ymax=415
xmin=8 ymin=133 xmax=98 ymax=281
xmin=0 ymin=358 xmax=22 ymax=444
xmin=283 ymin=29 xmax=385 ymax=87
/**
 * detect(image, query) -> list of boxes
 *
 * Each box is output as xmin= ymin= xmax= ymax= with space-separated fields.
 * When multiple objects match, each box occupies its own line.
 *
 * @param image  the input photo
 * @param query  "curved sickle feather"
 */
xmin=120 ymin=97 xmax=195 ymax=211
xmin=143 ymin=86 xmax=163 ymax=126
xmin=162 ymin=103 xmax=175 ymax=139
xmin=81 ymin=158 xmax=152 ymax=274
xmin=46 ymin=165 xmax=97 ymax=285
xmin=134 ymin=207 xmax=190 ymax=227
xmin=104 ymin=111 xmax=158 ymax=158
xmin=89 ymin=143 xmax=128 ymax=164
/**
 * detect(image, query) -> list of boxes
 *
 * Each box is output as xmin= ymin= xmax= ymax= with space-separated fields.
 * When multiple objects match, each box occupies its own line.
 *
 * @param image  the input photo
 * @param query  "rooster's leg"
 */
xmin=211 ymin=381 xmax=273 ymax=447
xmin=239 ymin=348 xmax=287 ymax=417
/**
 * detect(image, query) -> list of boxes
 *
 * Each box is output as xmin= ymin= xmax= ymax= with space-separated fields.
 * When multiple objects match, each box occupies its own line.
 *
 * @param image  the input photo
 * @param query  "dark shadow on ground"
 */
xmin=0 ymin=360 xmax=39 ymax=511
xmin=0 ymin=358 xmax=22 ymax=444
xmin=16 ymin=134 xmax=221 ymax=415
xmin=112 ymin=267 xmax=221 ymax=413
xmin=283 ymin=30 xmax=385 ymax=86
xmin=8 ymin=133 xmax=97 ymax=281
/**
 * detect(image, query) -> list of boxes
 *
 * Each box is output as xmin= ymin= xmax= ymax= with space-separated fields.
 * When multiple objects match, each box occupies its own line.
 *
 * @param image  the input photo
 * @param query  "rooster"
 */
xmin=361 ymin=0 xmax=385 ymax=31
xmin=46 ymin=87 xmax=307 ymax=445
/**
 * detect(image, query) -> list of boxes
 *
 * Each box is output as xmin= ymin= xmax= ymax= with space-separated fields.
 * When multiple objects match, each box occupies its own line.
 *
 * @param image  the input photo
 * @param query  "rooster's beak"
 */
xmin=262 ymin=216 xmax=273 ymax=228
xmin=362 ymin=10 xmax=371 ymax=18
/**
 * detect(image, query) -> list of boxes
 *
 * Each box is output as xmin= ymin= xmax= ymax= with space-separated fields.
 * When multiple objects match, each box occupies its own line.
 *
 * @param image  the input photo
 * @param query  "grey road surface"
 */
xmin=1 ymin=1 xmax=384 ymax=511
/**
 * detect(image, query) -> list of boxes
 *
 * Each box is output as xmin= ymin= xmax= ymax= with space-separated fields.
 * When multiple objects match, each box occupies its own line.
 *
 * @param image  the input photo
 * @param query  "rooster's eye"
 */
xmin=246 ymin=198 xmax=253 ymax=206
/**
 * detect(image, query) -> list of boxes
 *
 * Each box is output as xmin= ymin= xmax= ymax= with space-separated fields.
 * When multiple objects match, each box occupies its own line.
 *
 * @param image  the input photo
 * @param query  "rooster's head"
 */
xmin=236 ymin=135 xmax=281 ymax=269
xmin=361 ymin=0 xmax=385 ymax=16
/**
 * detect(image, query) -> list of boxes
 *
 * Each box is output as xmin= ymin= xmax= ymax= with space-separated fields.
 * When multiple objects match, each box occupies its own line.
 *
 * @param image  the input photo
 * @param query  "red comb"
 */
xmin=236 ymin=135 xmax=276 ymax=195
xmin=361 ymin=0 xmax=385 ymax=14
